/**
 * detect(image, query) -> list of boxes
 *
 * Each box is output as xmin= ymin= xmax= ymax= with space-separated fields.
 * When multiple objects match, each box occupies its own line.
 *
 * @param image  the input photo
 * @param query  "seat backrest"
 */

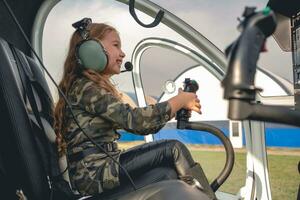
xmin=0 ymin=37 xmax=62 ymax=199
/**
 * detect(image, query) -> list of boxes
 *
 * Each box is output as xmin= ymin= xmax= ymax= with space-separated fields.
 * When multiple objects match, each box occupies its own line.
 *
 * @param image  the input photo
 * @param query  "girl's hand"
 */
xmin=168 ymin=88 xmax=202 ymax=117
xmin=177 ymin=88 xmax=202 ymax=114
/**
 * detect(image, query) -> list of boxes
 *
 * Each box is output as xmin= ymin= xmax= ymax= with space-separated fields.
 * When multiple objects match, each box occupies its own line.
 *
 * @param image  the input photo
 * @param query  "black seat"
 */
xmin=0 ymin=37 xmax=210 ymax=200
xmin=0 ymin=37 xmax=51 ymax=199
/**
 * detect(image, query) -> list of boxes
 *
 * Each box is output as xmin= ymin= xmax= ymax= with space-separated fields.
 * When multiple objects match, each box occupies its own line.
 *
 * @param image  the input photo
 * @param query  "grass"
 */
xmin=190 ymin=150 xmax=246 ymax=194
xmin=118 ymin=142 xmax=300 ymax=200
xmin=190 ymin=149 xmax=300 ymax=200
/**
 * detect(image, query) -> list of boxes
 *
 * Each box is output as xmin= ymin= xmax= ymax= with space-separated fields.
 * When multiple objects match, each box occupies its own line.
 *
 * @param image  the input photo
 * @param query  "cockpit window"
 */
xmin=140 ymin=46 xmax=198 ymax=100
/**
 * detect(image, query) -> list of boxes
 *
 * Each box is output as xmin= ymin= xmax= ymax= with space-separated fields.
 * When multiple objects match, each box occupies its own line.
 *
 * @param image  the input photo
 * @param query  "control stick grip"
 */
xmin=176 ymin=78 xmax=199 ymax=129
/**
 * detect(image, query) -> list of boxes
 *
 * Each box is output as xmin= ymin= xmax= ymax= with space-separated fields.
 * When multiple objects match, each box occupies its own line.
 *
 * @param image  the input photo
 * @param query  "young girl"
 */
xmin=54 ymin=19 xmax=216 ymax=199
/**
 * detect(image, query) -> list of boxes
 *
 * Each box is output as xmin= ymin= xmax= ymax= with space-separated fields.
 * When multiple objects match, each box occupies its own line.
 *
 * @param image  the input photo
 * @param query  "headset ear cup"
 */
xmin=77 ymin=40 xmax=108 ymax=72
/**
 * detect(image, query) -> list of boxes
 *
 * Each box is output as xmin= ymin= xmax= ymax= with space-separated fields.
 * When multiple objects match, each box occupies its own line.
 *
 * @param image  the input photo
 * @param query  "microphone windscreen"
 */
xmin=124 ymin=62 xmax=133 ymax=71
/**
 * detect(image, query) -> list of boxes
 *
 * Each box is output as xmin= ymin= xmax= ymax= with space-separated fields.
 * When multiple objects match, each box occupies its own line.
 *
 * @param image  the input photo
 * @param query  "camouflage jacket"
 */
xmin=65 ymin=77 xmax=171 ymax=195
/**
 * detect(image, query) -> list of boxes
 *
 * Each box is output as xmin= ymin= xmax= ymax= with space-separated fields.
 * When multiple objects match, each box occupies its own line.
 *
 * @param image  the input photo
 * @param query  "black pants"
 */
xmin=119 ymin=139 xmax=196 ymax=187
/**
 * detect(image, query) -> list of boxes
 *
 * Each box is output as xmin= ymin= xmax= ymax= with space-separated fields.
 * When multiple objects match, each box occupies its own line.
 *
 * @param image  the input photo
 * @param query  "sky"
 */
xmin=42 ymin=0 xmax=293 ymax=100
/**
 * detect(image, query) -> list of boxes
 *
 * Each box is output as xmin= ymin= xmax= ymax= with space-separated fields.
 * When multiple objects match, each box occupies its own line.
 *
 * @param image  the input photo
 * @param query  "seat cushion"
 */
xmin=90 ymin=167 xmax=177 ymax=199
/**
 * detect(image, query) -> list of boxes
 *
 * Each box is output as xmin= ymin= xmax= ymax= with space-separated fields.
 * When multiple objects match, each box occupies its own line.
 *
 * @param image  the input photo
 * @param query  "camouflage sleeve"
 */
xmin=76 ymin=81 xmax=172 ymax=135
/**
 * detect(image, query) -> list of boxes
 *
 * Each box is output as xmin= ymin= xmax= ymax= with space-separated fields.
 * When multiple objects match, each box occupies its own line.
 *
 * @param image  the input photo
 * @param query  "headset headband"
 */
xmin=72 ymin=18 xmax=92 ymax=40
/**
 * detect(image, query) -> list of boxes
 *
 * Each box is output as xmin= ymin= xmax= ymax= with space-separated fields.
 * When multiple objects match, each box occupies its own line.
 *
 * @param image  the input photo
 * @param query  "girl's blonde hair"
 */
xmin=53 ymin=23 xmax=121 ymax=155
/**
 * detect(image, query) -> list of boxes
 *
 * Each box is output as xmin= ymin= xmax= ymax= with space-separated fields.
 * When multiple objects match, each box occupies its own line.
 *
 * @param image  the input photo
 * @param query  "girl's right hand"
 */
xmin=167 ymin=88 xmax=202 ymax=118
xmin=177 ymin=88 xmax=202 ymax=114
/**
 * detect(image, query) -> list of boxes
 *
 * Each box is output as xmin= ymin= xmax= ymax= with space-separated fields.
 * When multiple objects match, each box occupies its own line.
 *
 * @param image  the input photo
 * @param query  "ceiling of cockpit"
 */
xmin=0 ymin=0 xmax=44 ymax=55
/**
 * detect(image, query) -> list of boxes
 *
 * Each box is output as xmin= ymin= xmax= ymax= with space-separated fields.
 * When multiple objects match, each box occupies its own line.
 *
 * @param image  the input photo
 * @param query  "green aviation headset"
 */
xmin=72 ymin=18 xmax=108 ymax=72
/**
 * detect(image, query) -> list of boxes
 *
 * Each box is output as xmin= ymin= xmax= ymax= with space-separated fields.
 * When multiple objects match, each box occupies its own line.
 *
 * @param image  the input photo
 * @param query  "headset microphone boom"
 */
xmin=121 ymin=61 xmax=133 ymax=73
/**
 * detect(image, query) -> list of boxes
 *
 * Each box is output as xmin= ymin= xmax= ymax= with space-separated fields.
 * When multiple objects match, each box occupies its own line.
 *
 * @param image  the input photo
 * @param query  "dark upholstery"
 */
xmin=0 ymin=37 xmax=51 ymax=199
xmin=0 ymin=0 xmax=44 ymax=56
